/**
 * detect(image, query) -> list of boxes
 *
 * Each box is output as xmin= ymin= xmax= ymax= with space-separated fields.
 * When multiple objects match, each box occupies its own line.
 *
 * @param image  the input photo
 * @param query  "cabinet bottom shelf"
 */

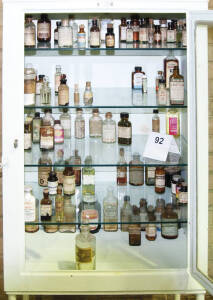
xmin=25 ymin=228 xmax=187 ymax=272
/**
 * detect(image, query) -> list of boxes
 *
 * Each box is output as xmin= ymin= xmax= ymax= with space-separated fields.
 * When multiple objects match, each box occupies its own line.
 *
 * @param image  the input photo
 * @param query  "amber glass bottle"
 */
xmin=117 ymin=148 xmax=127 ymax=186
xmin=37 ymin=14 xmax=51 ymax=42
xmin=90 ymin=19 xmax=100 ymax=48
xmin=161 ymin=204 xmax=178 ymax=239
xmin=155 ymin=167 xmax=165 ymax=194
xmin=118 ymin=113 xmax=132 ymax=145
xmin=145 ymin=206 xmax=157 ymax=241
xmin=40 ymin=189 xmax=52 ymax=221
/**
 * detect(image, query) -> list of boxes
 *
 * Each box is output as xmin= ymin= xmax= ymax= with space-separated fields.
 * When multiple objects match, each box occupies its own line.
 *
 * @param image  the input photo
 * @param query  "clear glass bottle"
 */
xmin=75 ymin=224 xmax=96 ymax=270
xmin=24 ymin=185 xmax=39 ymax=233
xmin=182 ymin=23 xmax=187 ymax=47
xmin=146 ymin=206 xmax=157 ymax=241
xmin=117 ymin=148 xmax=127 ymax=186
xmin=120 ymin=195 xmax=132 ymax=232
xmin=33 ymin=112 xmax=42 ymax=144
xmin=40 ymin=188 xmax=52 ymax=221
xmin=148 ymin=18 xmax=154 ymax=44
xmin=132 ymin=66 xmax=143 ymax=90
xmin=118 ymin=112 xmax=132 ymax=145
xmin=40 ymin=120 xmax=54 ymax=150
xmin=24 ymin=15 xmax=36 ymax=48
xmin=54 ymin=21 xmax=61 ymax=44
xmin=129 ymin=153 xmax=144 ymax=186
xmin=70 ymin=150 xmax=81 ymax=186
xmin=176 ymin=22 xmax=183 ymax=45
xmin=119 ymin=18 xmax=127 ymax=42
xmin=43 ymin=108 xmax=55 ymax=127
xmin=37 ymin=14 xmax=51 ymax=42
xmin=55 ymin=185 xmax=64 ymax=222
xmin=139 ymin=18 xmax=148 ymax=44
xmin=145 ymin=166 xmax=156 ymax=186
xmin=60 ymin=108 xmax=71 ymax=139
xmin=157 ymin=79 xmax=167 ymax=105
xmin=160 ymin=19 xmax=167 ymax=43
xmin=59 ymin=195 xmax=76 ymax=233
xmin=167 ymin=22 xmax=175 ymax=43
xmin=155 ymin=199 xmax=165 ymax=231
xmin=58 ymin=77 xmax=69 ymax=106
xmin=47 ymin=170 xmax=58 ymax=196
xmin=55 ymin=65 xmax=62 ymax=95
xmin=164 ymin=55 xmax=179 ymax=88
xmin=74 ymin=84 xmax=80 ymax=105
xmin=105 ymin=24 xmax=115 ymax=48
xmin=169 ymin=66 xmax=184 ymax=105
xmin=36 ymin=74 xmax=45 ymax=95
xmin=82 ymin=156 xmax=95 ymax=196
xmin=69 ymin=17 xmax=78 ymax=43
xmin=79 ymin=195 xmax=101 ymax=234
xmin=40 ymin=77 xmax=51 ymax=105
xmin=38 ymin=150 xmax=52 ymax=187
xmin=63 ymin=166 xmax=75 ymax=196
xmin=103 ymin=186 xmax=118 ymax=232
xmin=161 ymin=203 xmax=178 ymax=239
xmin=142 ymin=72 xmax=147 ymax=93
xmin=102 ymin=112 xmax=116 ymax=143
xmin=24 ymin=122 xmax=32 ymax=150
xmin=126 ymin=21 xmax=133 ymax=43
xmin=24 ymin=63 xmax=36 ymax=106
xmin=89 ymin=109 xmax=103 ymax=138
xmin=54 ymin=120 xmax=64 ymax=144
xmin=90 ymin=19 xmax=100 ymax=48
xmin=54 ymin=149 xmax=65 ymax=185
xmin=75 ymin=108 xmax=85 ymax=139
xmin=78 ymin=24 xmax=86 ymax=48
xmin=58 ymin=19 xmax=73 ymax=48
xmin=83 ymin=81 xmax=93 ymax=105
xmin=155 ymin=167 xmax=165 ymax=194
xmin=166 ymin=110 xmax=180 ymax=136
xmin=140 ymin=205 xmax=148 ymax=231
xmin=155 ymin=70 xmax=163 ymax=92
xmin=152 ymin=109 xmax=160 ymax=133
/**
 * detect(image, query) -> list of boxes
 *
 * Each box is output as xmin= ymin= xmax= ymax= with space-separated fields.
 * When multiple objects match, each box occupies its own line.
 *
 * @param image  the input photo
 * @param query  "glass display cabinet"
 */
xmin=2 ymin=0 xmax=213 ymax=298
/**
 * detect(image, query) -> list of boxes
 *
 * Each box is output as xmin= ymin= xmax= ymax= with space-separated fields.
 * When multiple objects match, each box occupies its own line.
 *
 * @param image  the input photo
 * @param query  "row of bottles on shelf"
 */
xmin=24 ymin=56 xmax=184 ymax=106
xmin=24 ymin=14 xmax=187 ymax=48
xmin=24 ymin=109 xmax=180 ymax=151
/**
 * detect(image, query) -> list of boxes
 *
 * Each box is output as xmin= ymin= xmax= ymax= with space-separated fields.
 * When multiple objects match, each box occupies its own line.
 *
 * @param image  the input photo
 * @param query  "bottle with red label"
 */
xmin=54 ymin=120 xmax=64 ymax=144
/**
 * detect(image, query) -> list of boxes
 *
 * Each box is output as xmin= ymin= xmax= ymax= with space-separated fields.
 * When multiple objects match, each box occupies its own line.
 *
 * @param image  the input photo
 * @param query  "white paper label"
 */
xmin=133 ymin=73 xmax=143 ymax=89
xmin=40 ymin=204 xmax=52 ymax=216
xmin=24 ymin=196 xmax=35 ymax=222
xmin=118 ymin=127 xmax=131 ymax=139
xmin=48 ymin=181 xmax=58 ymax=195
xmin=120 ymin=26 xmax=127 ymax=41
xmin=83 ymin=174 xmax=95 ymax=185
xmin=170 ymin=81 xmax=184 ymax=102
xmin=90 ymin=32 xmax=100 ymax=47
xmin=161 ymin=219 xmax=178 ymax=236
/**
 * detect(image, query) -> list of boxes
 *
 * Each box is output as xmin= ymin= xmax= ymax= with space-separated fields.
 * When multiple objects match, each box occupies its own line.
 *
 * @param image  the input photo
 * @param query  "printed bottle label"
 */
xmin=83 ymin=174 xmax=95 ymax=185
xmin=120 ymin=26 xmax=127 ymax=41
xmin=81 ymin=209 xmax=99 ymax=230
xmin=40 ymin=204 xmax=52 ymax=216
xmin=156 ymin=174 xmax=165 ymax=188
xmin=75 ymin=121 xmax=85 ymax=138
xmin=59 ymin=89 xmax=69 ymax=105
xmin=90 ymin=32 xmax=100 ymax=47
xmin=48 ymin=180 xmax=58 ymax=195
xmin=158 ymin=89 xmax=167 ymax=105
xmin=58 ymin=27 xmax=73 ymax=47
xmin=170 ymin=81 xmax=184 ymax=103
xmin=106 ymin=36 xmax=115 ymax=47
xmin=118 ymin=126 xmax=132 ymax=139
xmin=133 ymin=73 xmax=143 ymax=89
xmin=63 ymin=175 xmax=75 ymax=194
xmin=168 ymin=117 xmax=178 ymax=135
xmin=54 ymin=129 xmax=64 ymax=143
xmin=78 ymin=33 xmax=86 ymax=47
xmin=139 ymin=28 xmax=148 ymax=42
xmin=126 ymin=29 xmax=133 ymax=42
xmin=37 ymin=23 xmax=50 ymax=39
xmin=146 ymin=225 xmax=156 ymax=237
xmin=76 ymin=246 xmax=92 ymax=263
xmin=166 ymin=61 xmax=178 ymax=88
xmin=24 ymin=28 xmax=35 ymax=46
xmin=167 ymin=30 xmax=175 ymax=43
xmin=102 ymin=125 xmax=116 ymax=143
xmin=161 ymin=218 xmax=178 ymax=236
xmin=24 ymin=196 xmax=35 ymax=222
xmin=55 ymin=74 xmax=61 ymax=93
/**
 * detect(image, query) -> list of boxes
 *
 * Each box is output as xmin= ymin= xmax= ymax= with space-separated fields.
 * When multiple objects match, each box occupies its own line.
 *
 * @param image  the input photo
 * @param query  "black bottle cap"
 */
xmin=135 ymin=66 xmax=142 ymax=72
xmin=159 ymin=79 xmax=166 ymax=84
xmin=44 ymin=108 xmax=52 ymax=113
xmin=60 ymin=78 xmax=67 ymax=84
xmin=124 ymin=195 xmax=130 ymax=202
xmin=120 ymin=112 xmax=129 ymax=119
xmin=48 ymin=171 xmax=58 ymax=181
xmin=56 ymin=21 xmax=61 ymax=27
xmin=39 ymin=74 xmax=45 ymax=80
xmin=153 ymin=109 xmax=159 ymax=114
xmin=35 ymin=112 xmax=40 ymax=118
xmin=41 ymin=13 xmax=48 ymax=19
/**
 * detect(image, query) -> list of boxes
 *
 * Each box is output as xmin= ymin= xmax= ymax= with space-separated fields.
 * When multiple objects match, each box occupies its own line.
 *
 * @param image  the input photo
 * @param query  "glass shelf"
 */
xmin=25 ymin=182 xmax=187 ymax=226
xmin=25 ymin=42 xmax=187 ymax=57
xmin=24 ymin=88 xmax=187 ymax=113
xmin=24 ymin=135 xmax=187 ymax=167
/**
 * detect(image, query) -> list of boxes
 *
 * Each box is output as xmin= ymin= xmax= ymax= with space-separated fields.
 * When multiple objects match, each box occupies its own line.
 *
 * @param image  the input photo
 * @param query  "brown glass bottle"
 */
xmin=54 ymin=21 xmax=61 ymax=44
xmin=90 ymin=19 xmax=100 ymax=48
xmin=154 ymin=25 xmax=161 ymax=44
xmin=169 ymin=66 xmax=184 ymax=105
xmin=161 ymin=204 xmax=178 ymax=239
xmin=155 ymin=167 xmax=165 ymax=194
xmin=132 ymin=18 xmax=139 ymax=42
xmin=119 ymin=18 xmax=127 ymax=42
xmin=70 ymin=150 xmax=81 ymax=186
xmin=37 ymin=14 xmax=51 ymax=42
xmin=117 ymin=148 xmax=127 ymax=186
xmin=105 ymin=24 xmax=115 ymax=48
xmin=145 ymin=206 xmax=157 ymax=241
xmin=164 ymin=55 xmax=179 ymax=89
xmin=118 ymin=113 xmax=132 ymax=145
xmin=40 ymin=189 xmax=52 ymax=221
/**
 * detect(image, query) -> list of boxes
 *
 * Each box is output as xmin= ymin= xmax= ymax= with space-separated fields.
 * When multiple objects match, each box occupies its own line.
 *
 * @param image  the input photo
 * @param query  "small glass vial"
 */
xmin=90 ymin=19 xmax=100 ymax=48
xmin=37 ymin=14 xmax=51 ymax=42
xmin=166 ymin=110 xmax=180 ymax=136
xmin=119 ymin=18 xmax=127 ymax=42
xmin=152 ymin=109 xmax=160 ymax=133
xmin=63 ymin=166 xmax=75 ymax=195
xmin=102 ymin=112 xmax=116 ymax=143
xmin=32 ymin=112 xmax=42 ymax=143
xmin=176 ymin=22 xmax=183 ymax=45
xmin=54 ymin=21 xmax=61 ymax=44
xmin=129 ymin=153 xmax=144 ymax=186
xmin=58 ymin=77 xmax=69 ymax=106
xmin=117 ymin=148 xmax=127 ymax=186
xmin=82 ymin=156 xmax=95 ymax=196
xmin=40 ymin=120 xmax=54 ymax=150
xmin=24 ymin=122 xmax=32 ymax=150
xmin=169 ymin=66 xmax=184 ymax=105
xmin=132 ymin=66 xmax=143 ymax=90
xmin=139 ymin=18 xmax=148 ymax=44
xmin=24 ymin=185 xmax=39 ymax=233
xmin=103 ymin=186 xmax=118 ymax=232
xmin=74 ymin=84 xmax=80 ymax=105
xmin=105 ymin=24 xmax=115 ymax=48
xmin=89 ymin=109 xmax=103 ymax=138
xmin=161 ymin=204 xmax=178 ymax=239
xmin=40 ymin=77 xmax=51 ymax=105
xmin=167 ymin=22 xmax=175 ymax=43
xmin=58 ymin=19 xmax=73 ymax=48
xmin=75 ymin=224 xmax=96 ymax=270
xmin=83 ymin=81 xmax=93 ymax=105
xmin=120 ymin=195 xmax=132 ymax=232
xmin=154 ymin=25 xmax=161 ymax=44
xmin=142 ymin=72 xmax=147 ymax=93
xmin=36 ymin=75 xmax=45 ymax=95
xmin=60 ymin=108 xmax=71 ymax=139
xmin=54 ymin=120 xmax=64 ymax=144
xmin=38 ymin=150 xmax=52 ymax=187
xmin=59 ymin=195 xmax=76 ymax=233
xmin=157 ymin=79 xmax=167 ymax=105
xmin=48 ymin=171 xmax=58 ymax=195
xmin=129 ymin=225 xmax=141 ymax=246
xmin=43 ymin=108 xmax=55 ymax=126
xmin=55 ymin=185 xmax=64 ymax=222
xmin=78 ymin=24 xmax=86 ymax=48
xmin=118 ymin=112 xmax=132 ymax=145
xmin=145 ymin=166 xmax=156 ymax=186
xmin=182 ymin=23 xmax=187 ymax=47
xmin=126 ymin=21 xmax=133 ymax=43
xmin=24 ymin=63 xmax=36 ymax=106
xmin=70 ymin=150 xmax=82 ymax=186
xmin=148 ymin=18 xmax=154 ymax=44
xmin=132 ymin=18 xmax=140 ymax=42
xmin=55 ymin=65 xmax=62 ymax=95
xmin=146 ymin=206 xmax=157 ymax=241
xmin=24 ymin=15 xmax=36 ymax=48
xmin=155 ymin=167 xmax=165 ymax=194
xmin=155 ymin=70 xmax=163 ymax=92
xmin=69 ymin=17 xmax=78 ymax=43
xmin=40 ymin=189 xmax=52 ymax=221
xmin=160 ymin=19 xmax=167 ymax=43
xmin=75 ymin=108 xmax=85 ymax=139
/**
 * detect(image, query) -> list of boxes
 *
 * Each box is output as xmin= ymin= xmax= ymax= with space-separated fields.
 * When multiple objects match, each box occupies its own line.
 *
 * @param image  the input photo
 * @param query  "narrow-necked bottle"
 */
xmin=54 ymin=120 xmax=64 ymax=144
xmin=32 ymin=112 xmax=41 ymax=143
xmin=54 ymin=149 xmax=65 ymax=185
xmin=152 ymin=109 xmax=160 ymax=133
xmin=120 ymin=195 xmax=132 ymax=232
xmin=55 ymin=65 xmax=62 ymax=95
xmin=118 ymin=112 xmax=132 ymax=145
xmin=40 ymin=188 xmax=52 ymax=221
xmin=117 ymin=148 xmax=127 ymax=186
xmin=60 ymin=108 xmax=71 ymax=139
xmin=75 ymin=108 xmax=85 ymax=139
xmin=82 ymin=156 xmax=95 ymax=195
xmin=90 ymin=19 xmax=100 ymax=48
xmin=89 ymin=109 xmax=103 ymax=138
xmin=54 ymin=21 xmax=61 ymax=44
xmin=40 ymin=77 xmax=51 ymax=105
xmin=78 ymin=24 xmax=86 ymax=48
xmin=55 ymin=185 xmax=64 ymax=222
xmin=24 ymin=185 xmax=39 ymax=233
xmin=105 ymin=24 xmax=115 ymax=48
xmin=139 ymin=18 xmax=148 ymax=44
xmin=102 ymin=112 xmax=116 ymax=143
xmin=43 ymin=108 xmax=55 ymax=127
xmin=63 ymin=166 xmax=75 ymax=195
xmin=37 ymin=14 xmax=51 ymax=42
xmin=126 ymin=21 xmax=133 ymax=43
xmin=40 ymin=120 xmax=54 ymax=150
xmin=169 ymin=66 xmax=184 ymax=105
xmin=38 ymin=150 xmax=52 ymax=187
xmin=155 ymin=167 xmax=165 ymax=194
xmin=58 ymin=77 xmax=69 ymax=106
xmin=83 ymin=81 xmax=93 ymax=105
xmin=70 ymin=150 xmax=81 ymax=186
xmin=48 ymin=171 xmax=58 ymax=195
xmin=119 ymin=18 xmax=127 ymax=42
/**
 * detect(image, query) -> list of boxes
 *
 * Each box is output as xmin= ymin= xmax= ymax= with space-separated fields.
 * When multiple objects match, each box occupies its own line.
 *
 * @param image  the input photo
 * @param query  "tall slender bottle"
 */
xmin=103 ymin=187 xmax=118 ymax=232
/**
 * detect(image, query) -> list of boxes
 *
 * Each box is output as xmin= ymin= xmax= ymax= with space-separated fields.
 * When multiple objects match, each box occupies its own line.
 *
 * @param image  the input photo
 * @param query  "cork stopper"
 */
xmin=105 ymin=112 xmax=112 ymax=119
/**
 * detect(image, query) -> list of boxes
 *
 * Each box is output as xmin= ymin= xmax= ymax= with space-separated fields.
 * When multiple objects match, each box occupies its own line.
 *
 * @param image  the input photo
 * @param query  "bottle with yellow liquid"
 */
xmin=166 ymin=110 xmax=180 ymax=137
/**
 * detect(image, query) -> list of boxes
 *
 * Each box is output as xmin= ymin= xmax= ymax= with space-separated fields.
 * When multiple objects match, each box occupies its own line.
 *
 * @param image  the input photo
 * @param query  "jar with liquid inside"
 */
xmin=129 ymin=153 xmax=144 ymax=186
xmin=63 ymin=166 xmax=75 ymax=196
xmin=155 ymin=167 xmax=165 ymax=194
